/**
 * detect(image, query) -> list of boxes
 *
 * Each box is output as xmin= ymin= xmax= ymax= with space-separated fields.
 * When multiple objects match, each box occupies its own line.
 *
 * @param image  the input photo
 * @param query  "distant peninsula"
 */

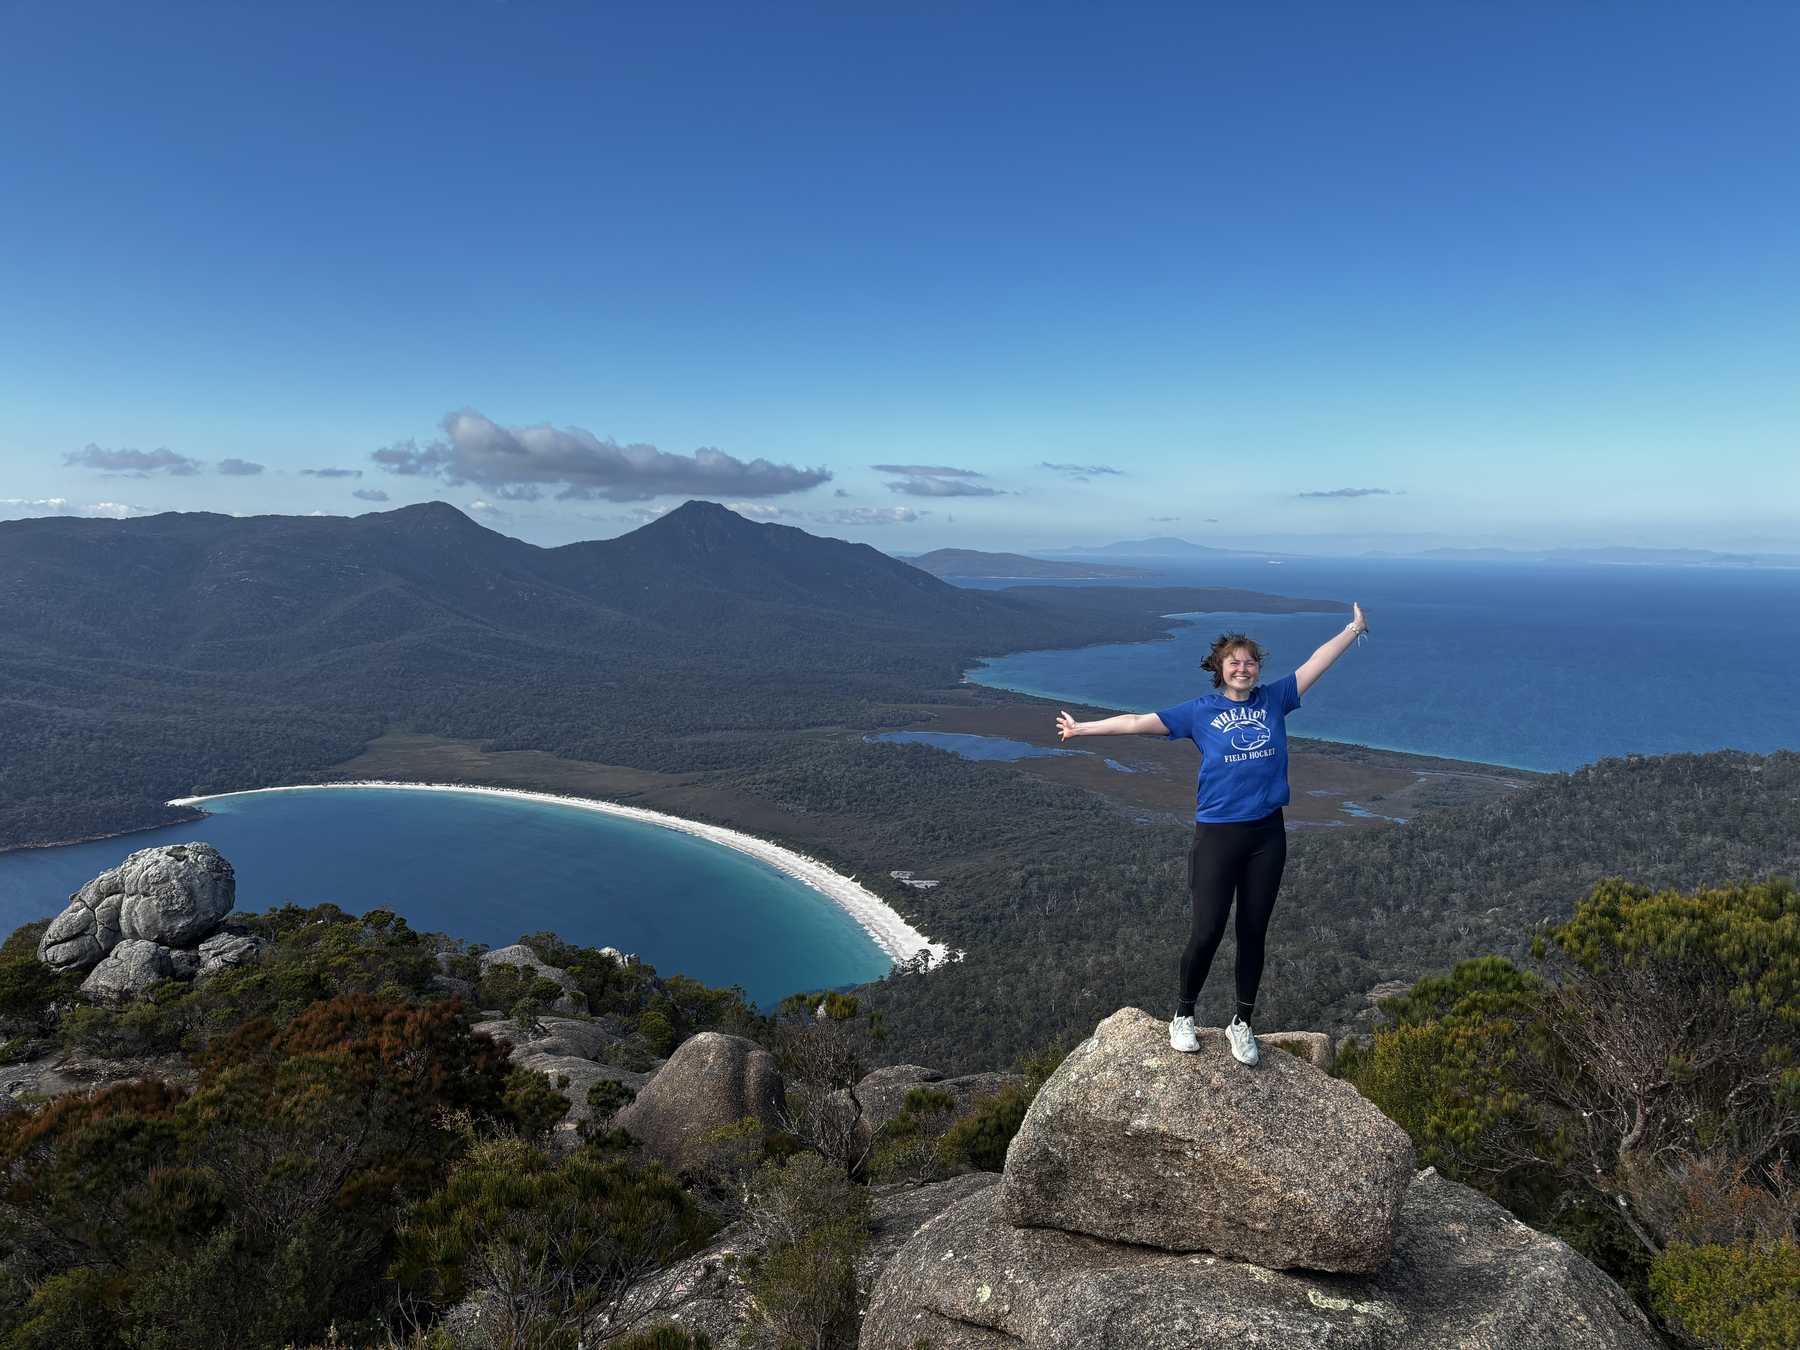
xmin=902 ymin=548 xmax=1154 ymax=580
xmin=1045 ymin=536 xmax=1245 ymax=558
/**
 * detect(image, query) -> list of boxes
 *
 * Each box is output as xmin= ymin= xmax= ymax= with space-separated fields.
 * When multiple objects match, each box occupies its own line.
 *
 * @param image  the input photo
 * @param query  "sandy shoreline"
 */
xmin=165 ymin=780 xmax=952 ymax=969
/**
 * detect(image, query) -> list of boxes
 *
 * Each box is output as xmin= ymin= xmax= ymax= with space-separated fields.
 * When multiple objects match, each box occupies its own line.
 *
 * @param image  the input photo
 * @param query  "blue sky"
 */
xmin=3 ymin=1 xmax=1797 ymax=553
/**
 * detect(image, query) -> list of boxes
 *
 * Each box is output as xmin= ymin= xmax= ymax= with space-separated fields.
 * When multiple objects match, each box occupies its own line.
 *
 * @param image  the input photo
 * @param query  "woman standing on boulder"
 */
xmin=1054 ymin=605 xmax=1369 ymax=1065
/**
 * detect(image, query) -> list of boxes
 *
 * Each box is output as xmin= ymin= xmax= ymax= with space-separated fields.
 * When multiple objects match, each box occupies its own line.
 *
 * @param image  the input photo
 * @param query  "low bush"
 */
xmin=1650 ymin=1237 xmax=1800 ymax=1350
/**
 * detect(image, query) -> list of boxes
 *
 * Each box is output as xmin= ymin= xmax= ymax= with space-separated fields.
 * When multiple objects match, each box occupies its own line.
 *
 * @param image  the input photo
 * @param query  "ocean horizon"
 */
xmin=959 ymin=557 xmax=1799 ymax=774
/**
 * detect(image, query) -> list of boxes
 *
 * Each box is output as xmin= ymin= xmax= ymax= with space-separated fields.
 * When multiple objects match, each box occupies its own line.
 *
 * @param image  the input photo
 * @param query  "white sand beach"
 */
xmin=165 ymin=781 xmax=953 ymax=968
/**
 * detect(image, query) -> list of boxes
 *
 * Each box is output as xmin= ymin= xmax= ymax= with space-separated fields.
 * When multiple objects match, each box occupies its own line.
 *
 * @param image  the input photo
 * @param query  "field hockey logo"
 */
xmin=1210 ymin=704 xmax=1270 ymax=753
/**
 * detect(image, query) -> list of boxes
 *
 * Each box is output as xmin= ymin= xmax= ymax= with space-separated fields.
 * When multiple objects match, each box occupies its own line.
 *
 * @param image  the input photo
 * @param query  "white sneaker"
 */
xmin=1169 ymin=1014 xmax=1199 ymax=1053
xmin=1226 ymin=1015 xmax=1260 ymax=1066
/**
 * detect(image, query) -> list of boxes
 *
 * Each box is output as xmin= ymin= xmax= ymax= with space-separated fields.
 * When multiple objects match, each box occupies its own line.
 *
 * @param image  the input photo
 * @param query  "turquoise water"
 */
xmin=867 ymin=730 xmax=1081 ymax=761
xmin=0 ymin=787 xmax=893 ymax=1009
xmin=961 ymin=559 xmax=1800 ymax=773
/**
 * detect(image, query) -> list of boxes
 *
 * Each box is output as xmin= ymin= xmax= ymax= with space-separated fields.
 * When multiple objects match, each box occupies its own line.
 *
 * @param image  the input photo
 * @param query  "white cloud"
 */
xmin=885 ymin=476 xmax=1003 ymax=498
xmin=813 ymin=506 xmax=926 ymax=526
xmin=725 ymin=501 xmax=801 ymax=521
xmin=62 ymin=444 xmax=201 ymax=476
xmin=373 ymin=408 xmax=831 ymax=502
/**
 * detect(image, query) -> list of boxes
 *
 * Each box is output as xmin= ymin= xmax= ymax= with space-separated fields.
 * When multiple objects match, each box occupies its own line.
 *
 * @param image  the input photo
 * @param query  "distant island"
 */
xmin=1042 ymin=535 xmax=1244 ymax=558
xmin=901 ymin=548 xmax=1154 ymax=580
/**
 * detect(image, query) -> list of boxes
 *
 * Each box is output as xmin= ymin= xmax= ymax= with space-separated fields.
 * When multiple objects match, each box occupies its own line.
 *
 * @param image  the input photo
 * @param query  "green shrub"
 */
xmin=1015 ymin=1037 xmax=1073 ymax=1093
xmin=638 ymin=1009 xmax=677 ymax=1057
xmin=939 ymin=1084 xmax=1030 ymax=1173
xmin=393 ymin=1133 xmax=713 ymax=1349
xmin=743 ymin=1152 xmax=871 ymax=1349
xmin=502 ymin=1066 xmax=571 ymax=1141
xmin=0 ymin=954 xmax=75 ymax=1030
xmin=867 ymin=1086 xmax=960 ymax=1184
xmin=613 ymin=1326 xmax=714 ymax=1350
xmin=1334 ymin=956 xmax=1544 ymax=1192
xmin=586 ymin=1077 xmax=636 ymax=1123
xmin=1650 ymin=1237 xmax=1800 ymax=1350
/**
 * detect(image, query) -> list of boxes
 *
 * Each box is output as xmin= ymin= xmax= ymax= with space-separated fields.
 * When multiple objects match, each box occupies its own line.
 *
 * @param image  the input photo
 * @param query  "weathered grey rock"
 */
xmin=39 ymin=843 xmax=234 ymax=971
xmin=37 ymin=892 xmax=119 ymax=971
xmin=614 ymin=1031 xmax=785 ymax=1166
xmin=196 ymin=930 xmax=264 ymax=977
xmin=167 ymin=948 xmax=201 ymax=980
xmin=472 ymin=1016 xmax=613 ymax=1064
xmin=80 ymin=939 xmax=176 ymax=1004
xmin=861 ymin=1168 xmax=1659 ymax=1350
xmin=1259 ymin=1029 xmax=1335 ymax=1072
xmin=517 ymin=1053 xmax=650 ymax=1146
xmin=477 ymin=942 xmax=587 ymax=1014
xmin=1 ymin=1050 xmax=197 ymax=1104
xmin=1001 ymin=1007 xmax=1414 ymax=1273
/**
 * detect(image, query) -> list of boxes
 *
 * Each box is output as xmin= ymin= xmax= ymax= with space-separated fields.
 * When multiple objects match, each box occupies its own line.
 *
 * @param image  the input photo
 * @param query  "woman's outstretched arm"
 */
xmin=1056 ymin=710 xmax=1168 ymax=740
xmin=1294 ymin=601 xmax=1369 ymax=697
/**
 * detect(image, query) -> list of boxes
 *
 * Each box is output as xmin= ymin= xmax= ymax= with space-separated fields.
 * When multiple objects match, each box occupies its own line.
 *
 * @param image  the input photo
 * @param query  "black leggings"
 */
xmin=1176 ymin=808 xmax=1286 ymax=1020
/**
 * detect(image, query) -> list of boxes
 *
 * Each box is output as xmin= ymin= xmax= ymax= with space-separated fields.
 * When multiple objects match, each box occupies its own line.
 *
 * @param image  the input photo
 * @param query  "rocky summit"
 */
xmin=1001 ymin=1006 xmax=1415 ymax=1273
xmin=861 ymin=1167 xmax=1658 ymax=1349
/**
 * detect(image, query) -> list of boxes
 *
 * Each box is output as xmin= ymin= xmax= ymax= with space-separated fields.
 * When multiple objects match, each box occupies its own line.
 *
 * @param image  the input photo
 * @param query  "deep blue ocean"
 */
xmin=959 ymin=558 xmax=1799 ymax=773
xmin=0 ymin=787 xmax=893 ymax=1009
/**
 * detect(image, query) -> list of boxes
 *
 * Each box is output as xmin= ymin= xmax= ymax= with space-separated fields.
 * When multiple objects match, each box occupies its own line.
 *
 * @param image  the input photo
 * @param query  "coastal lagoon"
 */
xmin=962 ymin=558 xmax=1800 ymax=773
xmin=0 ymin=785 xmax=901 ymax=1009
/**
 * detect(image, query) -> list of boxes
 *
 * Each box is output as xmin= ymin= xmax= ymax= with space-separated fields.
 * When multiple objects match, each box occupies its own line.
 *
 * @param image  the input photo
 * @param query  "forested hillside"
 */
xmin=0 ymin=501 xmax=1337 ymax=850
xmin=832 ymin=746 xmax=1800 ymax=1072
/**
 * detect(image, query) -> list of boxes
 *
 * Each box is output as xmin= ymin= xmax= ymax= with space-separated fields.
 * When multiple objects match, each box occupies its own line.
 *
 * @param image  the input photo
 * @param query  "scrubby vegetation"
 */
xmin=0 ymin=908 xmax=774 ymax=1348
xmin=2 ymin=860 xmax=1797 ymax=1342
xmin=1337 ymin=876 xmax=1800 ymax=1346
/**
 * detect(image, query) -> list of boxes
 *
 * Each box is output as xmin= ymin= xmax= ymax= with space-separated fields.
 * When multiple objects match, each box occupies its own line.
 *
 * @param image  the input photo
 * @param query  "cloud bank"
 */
xmin=814 ymin=506 xmax=924 ymax=526
xmin=1297 ymin=487 xmax=1396 ymax=499
xmin=1 ymin=497 xmax=150 ymax=520
xmin=351 ymin=488 xmax=390 ymax=502
xmin=373 ymin=409 xmax=831 ymax=503
xmin=302 ymin=467 xmax=363 ymax=479
xmin=62 ymin=444 xmax=200 ymax=476
xmin=216 ymin=458 xmax=265 ymax=476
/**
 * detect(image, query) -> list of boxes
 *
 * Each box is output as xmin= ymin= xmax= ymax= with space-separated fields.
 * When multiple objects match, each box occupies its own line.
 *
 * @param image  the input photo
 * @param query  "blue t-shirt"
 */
xmin=1157 ymin=673 xmax=1302 ymax=824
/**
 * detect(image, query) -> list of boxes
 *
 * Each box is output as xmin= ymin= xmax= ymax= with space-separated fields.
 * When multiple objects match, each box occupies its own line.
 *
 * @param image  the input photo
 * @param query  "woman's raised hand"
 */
xmin=1351 ymin=601 xmax=1370 ymax=635
xmin=1055 ymin=710 xmax=1081 ymax=741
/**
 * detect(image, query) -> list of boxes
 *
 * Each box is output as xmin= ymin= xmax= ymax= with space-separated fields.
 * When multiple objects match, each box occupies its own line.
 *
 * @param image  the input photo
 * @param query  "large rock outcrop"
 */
xmin=39 ymin=842 xmax=235 ymax=972
xmin=614 ymin=1031 xmax=785 ymax=1166
xmin=472 ymin=1016 xmax=655 ymax=1147
xmin=860 ymin=1168 xmax=1658 ymax=1349
xmin=1001 ymin=1007 xmax=1414 ymax=1273
xmin=478 ymin=942 xmax=587 ymax=1014
xmin=79 ymin=939 xmax=177 ymax=1005
xmin=859 ymin=1006 xmax=1658 ymax=1349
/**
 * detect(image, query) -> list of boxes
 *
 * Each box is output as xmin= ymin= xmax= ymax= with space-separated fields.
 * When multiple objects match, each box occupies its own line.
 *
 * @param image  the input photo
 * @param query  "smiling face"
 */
xmin=1219 ymin=644 xmax=1260 ymax=698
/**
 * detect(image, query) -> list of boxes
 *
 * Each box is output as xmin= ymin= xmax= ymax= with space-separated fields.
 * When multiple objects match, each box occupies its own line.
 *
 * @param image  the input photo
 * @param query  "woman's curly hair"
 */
xmin=1199 ymin=632 xmax=1268 ymax=690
